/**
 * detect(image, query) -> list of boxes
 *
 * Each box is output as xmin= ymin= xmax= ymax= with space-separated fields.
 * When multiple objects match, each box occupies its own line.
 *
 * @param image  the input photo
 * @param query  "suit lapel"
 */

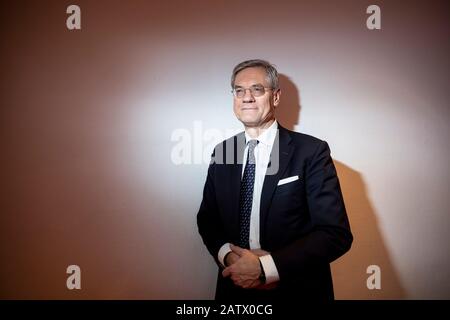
xmin=259 ymin=126 xmax=294 ymax=247
xmin=229 ymin=132 xmax=246 ymax=241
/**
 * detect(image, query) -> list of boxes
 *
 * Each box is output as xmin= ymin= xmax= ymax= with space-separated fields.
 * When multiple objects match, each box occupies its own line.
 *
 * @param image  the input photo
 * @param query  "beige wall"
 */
xmin=1 ymin=0 xmax=449 ymax=299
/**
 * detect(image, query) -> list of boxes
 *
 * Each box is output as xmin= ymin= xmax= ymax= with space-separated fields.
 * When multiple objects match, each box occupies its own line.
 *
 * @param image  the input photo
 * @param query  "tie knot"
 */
xmin=248 ymin=139 xmax=258 ymax=150
xmin=247 ymin=139 xmax=258 ymax=164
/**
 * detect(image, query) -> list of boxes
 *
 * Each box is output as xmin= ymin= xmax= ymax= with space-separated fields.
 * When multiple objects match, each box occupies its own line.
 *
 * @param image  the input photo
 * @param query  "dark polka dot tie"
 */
xmin=238 ymin=139 xmax=258 ymax=249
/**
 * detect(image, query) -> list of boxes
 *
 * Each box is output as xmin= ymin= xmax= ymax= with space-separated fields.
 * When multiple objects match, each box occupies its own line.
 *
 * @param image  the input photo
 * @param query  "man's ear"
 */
xmin=273 ymin=89 xmax=281 ymax=107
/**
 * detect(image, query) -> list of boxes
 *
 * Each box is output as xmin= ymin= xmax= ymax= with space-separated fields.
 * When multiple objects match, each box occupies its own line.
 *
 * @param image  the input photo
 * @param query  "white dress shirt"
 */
xmin=218 ymin=120 xmax=280 ymax=284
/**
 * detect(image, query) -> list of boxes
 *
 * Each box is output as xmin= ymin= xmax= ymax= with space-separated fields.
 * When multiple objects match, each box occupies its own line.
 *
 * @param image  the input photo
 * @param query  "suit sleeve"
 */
xmin=271 ymin=140 xmax=353 ymax=281
xmin=197 ymin=149 xmax=228 ymax=267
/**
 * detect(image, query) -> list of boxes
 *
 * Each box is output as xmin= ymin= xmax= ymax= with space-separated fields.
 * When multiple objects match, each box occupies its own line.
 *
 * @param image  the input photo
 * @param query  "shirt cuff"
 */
xmin=217 ymin=243 xmax=232 ymax=268
xmin=259 ymin=254 xmax=280 ymax=284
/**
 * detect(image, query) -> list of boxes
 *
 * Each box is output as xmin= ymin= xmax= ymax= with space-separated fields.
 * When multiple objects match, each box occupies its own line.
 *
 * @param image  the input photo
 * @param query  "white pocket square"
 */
xmin=277 ymin=175 xmax=299 ymax=186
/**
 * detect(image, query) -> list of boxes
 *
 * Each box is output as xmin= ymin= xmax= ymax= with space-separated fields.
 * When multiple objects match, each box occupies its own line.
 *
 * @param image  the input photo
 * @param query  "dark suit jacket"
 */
xmin=197 ymin=125 xmax=353 ymax=301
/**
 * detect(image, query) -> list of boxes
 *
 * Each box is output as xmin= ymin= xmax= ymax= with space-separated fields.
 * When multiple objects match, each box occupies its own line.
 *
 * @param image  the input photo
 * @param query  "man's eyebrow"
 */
xmin=234 ymin=83 xmax=264 ymax=88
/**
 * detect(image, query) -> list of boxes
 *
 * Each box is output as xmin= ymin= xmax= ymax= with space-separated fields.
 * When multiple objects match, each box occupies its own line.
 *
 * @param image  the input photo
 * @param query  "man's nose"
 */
xmin=242 ymin=89 xmax=256 ymax=102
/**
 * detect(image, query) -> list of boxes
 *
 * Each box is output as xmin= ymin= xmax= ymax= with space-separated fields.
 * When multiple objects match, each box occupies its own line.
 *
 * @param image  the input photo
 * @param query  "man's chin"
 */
xmin=240 ymin=120 xmax=261 ymax=128
xmin=239 ymin=117 xmax=276 ymax=129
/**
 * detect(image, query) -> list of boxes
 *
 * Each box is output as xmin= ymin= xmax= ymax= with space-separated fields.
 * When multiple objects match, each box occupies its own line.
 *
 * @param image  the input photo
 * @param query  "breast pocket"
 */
xmin=272 ymin=176 xmax=306 ymax=216
xmin=274 ymin=177 xmax=303 ymax=196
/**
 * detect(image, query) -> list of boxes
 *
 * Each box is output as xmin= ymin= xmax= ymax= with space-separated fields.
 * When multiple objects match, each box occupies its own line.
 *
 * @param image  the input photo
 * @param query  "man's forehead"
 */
xmin=234 ymin=67 xmax=268 ymax=85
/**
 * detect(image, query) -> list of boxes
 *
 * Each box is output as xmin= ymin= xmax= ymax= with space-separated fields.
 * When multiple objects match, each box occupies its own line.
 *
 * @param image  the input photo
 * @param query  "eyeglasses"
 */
xmin=231 ymin=85 xmax=273 ymax=98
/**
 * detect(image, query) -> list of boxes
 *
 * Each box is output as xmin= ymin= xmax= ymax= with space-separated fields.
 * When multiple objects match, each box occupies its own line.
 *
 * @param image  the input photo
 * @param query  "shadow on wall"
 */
xmin=332 ymin=161 xmax=406 ymax=299
xmin=276 ymin=74 xmax=301 ymax=129
xmin=275 ymin=74 xmax=405 ymax=299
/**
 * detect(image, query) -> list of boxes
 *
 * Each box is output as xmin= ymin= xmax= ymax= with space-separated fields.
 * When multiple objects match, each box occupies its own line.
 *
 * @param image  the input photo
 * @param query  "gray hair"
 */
xmin=231 ymin=59 xmax=279 ymax=90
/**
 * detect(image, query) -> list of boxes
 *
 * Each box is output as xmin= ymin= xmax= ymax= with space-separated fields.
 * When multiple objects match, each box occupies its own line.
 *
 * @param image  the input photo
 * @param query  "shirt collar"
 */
xmin=244 ymin=120 xmax=278 ymax=147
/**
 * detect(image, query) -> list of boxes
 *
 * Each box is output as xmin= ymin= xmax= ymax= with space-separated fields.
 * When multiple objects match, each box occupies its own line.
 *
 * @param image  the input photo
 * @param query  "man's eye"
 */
xmin=253 ymin=87 xmax=264 ymax=92
xmin=235 ymin=88 xmax=244 ymax=93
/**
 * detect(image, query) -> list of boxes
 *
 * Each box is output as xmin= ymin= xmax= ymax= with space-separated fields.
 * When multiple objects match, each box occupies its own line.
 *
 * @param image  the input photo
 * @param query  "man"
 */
xmin=197 ymin=59 xmax=352 ymax=300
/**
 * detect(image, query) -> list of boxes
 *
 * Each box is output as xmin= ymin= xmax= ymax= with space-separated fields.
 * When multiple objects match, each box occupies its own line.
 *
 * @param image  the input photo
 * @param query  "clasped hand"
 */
xmin=221 ymin=244 xmax=268 ymax=289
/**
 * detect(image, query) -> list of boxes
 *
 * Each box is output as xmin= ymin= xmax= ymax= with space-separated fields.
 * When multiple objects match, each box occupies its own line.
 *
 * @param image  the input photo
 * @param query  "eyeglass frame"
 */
xmin=231 ymin=84 xmax=275 ymax=98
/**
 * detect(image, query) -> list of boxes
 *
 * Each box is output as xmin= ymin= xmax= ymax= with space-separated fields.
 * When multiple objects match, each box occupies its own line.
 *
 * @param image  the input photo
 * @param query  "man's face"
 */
xmin=233 ymin=67 xmax=280 ymax=128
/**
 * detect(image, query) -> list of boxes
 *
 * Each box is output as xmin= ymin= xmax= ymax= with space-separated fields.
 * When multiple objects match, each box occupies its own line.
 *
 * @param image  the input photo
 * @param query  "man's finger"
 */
xmin=230 ymin=244 xmax=245 ymax=256
xmin=251 ymin=249 xmax=269 ymax=256
xmin=222 ymin=267 xmax=231 ymax=278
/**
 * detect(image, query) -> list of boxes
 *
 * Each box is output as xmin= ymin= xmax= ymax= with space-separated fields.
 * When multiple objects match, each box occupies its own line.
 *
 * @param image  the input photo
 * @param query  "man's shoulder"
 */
xmin=209 ymin=131 xmax=245 ymax=161
xmin=211 ymin=126 xmax=327 ymax=153
xmin=281 ymin=126 xmax=326 ymax=149
xmin=214 ymin=131 xmax=245 ymax=148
